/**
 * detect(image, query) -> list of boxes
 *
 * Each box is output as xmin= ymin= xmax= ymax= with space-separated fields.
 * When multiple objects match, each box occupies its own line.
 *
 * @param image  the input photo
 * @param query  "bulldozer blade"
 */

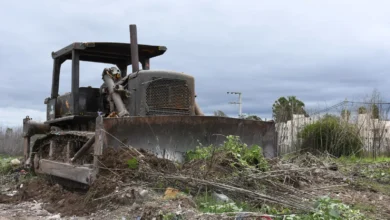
xmin=95 ymin=115 xmax=277 ymax=162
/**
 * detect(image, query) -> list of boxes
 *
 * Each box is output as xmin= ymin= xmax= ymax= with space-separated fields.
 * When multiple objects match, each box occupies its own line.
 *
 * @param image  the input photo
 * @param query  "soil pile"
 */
xmin=0 ymin=147 xmax=389 ymax=219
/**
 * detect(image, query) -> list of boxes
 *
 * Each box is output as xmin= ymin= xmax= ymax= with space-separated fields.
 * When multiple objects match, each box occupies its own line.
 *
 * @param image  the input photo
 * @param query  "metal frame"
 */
xmin=48 ymin=36 xmax=167 ymax=119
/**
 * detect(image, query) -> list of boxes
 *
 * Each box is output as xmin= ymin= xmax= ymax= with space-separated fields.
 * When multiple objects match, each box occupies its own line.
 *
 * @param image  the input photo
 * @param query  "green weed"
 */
xmin=127 ymin=158 xmax=138 ymax=169
xmin=0 ymin=154 xmax=18 ymax=175
xmin=337 ymin=155 xmax=390 ymax=164
xmin=186 ymin=135 xmax=269 ymax=171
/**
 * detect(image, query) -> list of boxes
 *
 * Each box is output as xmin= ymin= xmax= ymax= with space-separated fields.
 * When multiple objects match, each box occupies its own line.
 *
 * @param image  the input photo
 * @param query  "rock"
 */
xmin=328 ymin=163 xmax=338 ymax=171
xmin=139 ymin=190 xmax=148 ymax=197
xmin=37 ymin=210 xmax=47 ymax=216
xmin=314 ymin=169 xmax=322 ymax=174
xmin=297 ymin=181 xmax=307 ymax=189
xmin=10 ymin=159 xmax=21 ymax=166
xmin=57 ymin=199 xmax=65 ymax=206
xmin=31 ymin=203 xmax=41 ymax=211
xmin=211 ymin=192 xmax=231 ymax=203
xmin=48 ymin=214 xmax=61 ymax=219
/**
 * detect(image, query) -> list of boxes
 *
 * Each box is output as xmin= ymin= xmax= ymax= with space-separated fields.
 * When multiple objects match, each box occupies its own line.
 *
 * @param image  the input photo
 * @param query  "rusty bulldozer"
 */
xmin=22 ymin=24 xmax=277 ymax=188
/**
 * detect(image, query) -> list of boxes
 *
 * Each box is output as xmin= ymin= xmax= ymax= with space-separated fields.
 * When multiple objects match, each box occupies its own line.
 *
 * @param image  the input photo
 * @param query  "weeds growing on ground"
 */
xmin=0 ymin=154 xmax=18 ymax=175
xmin=337 ymin=155 xmax=390 ymax=164
xmin=298 ymin=115 xmax=363 ymax=157
xmin=185 ymin=135 xmax=269 ymax=171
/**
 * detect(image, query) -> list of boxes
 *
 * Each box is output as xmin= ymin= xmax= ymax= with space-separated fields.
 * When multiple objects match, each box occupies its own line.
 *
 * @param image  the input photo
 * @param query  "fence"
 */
xmin=276 ymin=100 xmax=390 ymax=157
xmin=3 ymin=100 xmax=390 ymax=158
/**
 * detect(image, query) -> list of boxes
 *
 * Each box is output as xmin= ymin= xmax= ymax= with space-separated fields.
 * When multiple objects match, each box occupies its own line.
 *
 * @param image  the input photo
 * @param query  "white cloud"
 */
xmin=1 ymin=0 xmax=390 ymax=124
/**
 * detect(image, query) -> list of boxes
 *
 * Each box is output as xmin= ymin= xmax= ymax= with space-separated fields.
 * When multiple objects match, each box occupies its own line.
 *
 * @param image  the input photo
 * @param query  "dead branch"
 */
xmin=148 ymin=172 xmax=315 ymax=213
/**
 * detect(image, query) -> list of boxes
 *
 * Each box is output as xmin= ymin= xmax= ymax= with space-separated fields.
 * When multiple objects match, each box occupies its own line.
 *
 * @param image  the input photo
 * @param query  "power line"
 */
xmin=309 ymin=101 xmax=348 ymax=116
xmin=308 ymin=100 xmax=390 ymax=116
xmin=346 ymin=101 xmax=390 ymax=105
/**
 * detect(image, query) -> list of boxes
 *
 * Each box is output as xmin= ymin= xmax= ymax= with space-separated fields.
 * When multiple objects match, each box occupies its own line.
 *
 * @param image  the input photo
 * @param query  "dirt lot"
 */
xmin=0 ymin=148 xmax=389 ymax=220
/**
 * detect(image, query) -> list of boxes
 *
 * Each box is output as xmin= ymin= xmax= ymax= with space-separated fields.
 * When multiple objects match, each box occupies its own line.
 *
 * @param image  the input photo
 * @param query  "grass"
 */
xmin=351 ymin=203 xmax=377 ymax=213
xmin=353 ymin=178 xmax=390 ymax=196
xmin=0 ymin=154 xmax=19 ymax=175
xmin=194 ymin=192 xmax=243 ymax=213
xmin=193 ymin=192 xmax=366 ymax=220
xmin=337 ymin=155 xmax=390 ymax=164
xmin=333 ymin=155 xmax=390 ymax=197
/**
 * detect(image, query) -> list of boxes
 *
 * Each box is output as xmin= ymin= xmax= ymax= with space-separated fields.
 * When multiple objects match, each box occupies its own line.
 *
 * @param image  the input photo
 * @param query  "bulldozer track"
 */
xmin=30 ymin=131 xmax=95 ymax=190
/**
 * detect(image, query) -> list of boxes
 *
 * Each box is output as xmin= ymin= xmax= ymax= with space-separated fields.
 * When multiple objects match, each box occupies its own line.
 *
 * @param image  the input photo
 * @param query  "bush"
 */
xmin=285 ymin=196 xmax=365 ymax=220
xmin=0 ymin=155 xmax=18 ymax=174
xmin=185 ymin=135 xmax=269 ymax=171
xmin=298 ymin=115 xmax=363 ymax=157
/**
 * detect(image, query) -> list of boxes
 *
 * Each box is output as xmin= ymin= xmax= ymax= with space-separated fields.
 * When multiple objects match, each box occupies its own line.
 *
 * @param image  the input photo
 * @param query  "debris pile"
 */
xmin=1 ymin=136 xmax=389 ymax=219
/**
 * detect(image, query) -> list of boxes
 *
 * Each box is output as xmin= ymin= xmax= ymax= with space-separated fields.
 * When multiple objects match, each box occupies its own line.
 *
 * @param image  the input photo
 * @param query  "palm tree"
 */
xmin=272 ymin=96 xmax=307 ymax=123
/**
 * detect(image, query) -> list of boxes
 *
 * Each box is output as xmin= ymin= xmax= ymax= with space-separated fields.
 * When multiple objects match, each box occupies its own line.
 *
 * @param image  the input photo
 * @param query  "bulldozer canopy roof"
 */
xmin=51 ymin=42 xmax=167 ymax=65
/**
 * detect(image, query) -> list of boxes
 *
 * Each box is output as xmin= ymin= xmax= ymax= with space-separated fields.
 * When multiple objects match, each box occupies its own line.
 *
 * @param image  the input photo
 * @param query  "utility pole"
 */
xmin=227 ymin=91 xmax=242 ymax=118
xmin=291 ymin=98 xmax=294 ymax=150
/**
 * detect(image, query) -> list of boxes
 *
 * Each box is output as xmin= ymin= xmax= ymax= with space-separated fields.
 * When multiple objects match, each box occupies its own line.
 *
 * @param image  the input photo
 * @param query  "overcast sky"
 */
xmin=1 ymin=0 xmax=390 ymax=127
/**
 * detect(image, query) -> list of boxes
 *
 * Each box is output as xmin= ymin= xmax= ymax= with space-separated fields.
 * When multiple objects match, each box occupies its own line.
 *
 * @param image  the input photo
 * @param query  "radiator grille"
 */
xmin=146 ymin=79 xmax=191 ymax=115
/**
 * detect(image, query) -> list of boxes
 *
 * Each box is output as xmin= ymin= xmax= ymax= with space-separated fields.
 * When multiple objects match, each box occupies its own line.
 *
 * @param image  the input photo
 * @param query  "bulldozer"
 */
xmin=22 ymin=24 xmax=277 ymax=187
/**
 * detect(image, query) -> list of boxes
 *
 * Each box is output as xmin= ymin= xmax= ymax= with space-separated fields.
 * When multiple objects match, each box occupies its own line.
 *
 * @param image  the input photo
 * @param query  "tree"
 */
xmin=214 ymin=110 xmax=228 ymax=117
xmin=272 ymin=96 xmax=307 ymax=123
xmin=371 ymin=104 xmax=379 ymax=119
xmin=244 ymin=114 xmax=262 ymax=121
xmin=341 ymin=109 xmax=351 ymax=121
xmin=5 ymin=128 xmax=13 ymax=138
xmin=358 ymin=106 xmax=367 ymax=114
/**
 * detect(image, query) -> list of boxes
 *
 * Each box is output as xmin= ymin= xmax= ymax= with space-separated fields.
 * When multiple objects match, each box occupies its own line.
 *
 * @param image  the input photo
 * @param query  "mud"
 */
xmin=1 ymin=148 xmax=390 ymax=219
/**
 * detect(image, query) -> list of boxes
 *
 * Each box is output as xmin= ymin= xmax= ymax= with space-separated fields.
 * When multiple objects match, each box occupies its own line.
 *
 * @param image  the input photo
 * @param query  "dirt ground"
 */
xmin=0 ymin=149 xmax=389 ymax=220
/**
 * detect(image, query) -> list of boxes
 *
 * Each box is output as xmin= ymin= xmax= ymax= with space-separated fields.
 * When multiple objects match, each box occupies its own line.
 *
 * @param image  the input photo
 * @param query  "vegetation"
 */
xmin=340 ymin=109 xmax=351 ymax=121
xmin=186 ymin=135 xmax=269 ymax=171
xmin=213 ymin=110 xmax=228 ymax=117
xmin=298 ymin=114 xmax=363 ymax=157
xmin=127 ymin=158 xmax=139 ymax=169
xmin=195 ymin=193 xmax=243 ymax=213
xmin=0 ymin=154 xmax=18 ymax=175
xmin=272 ymin=96 xmax=308 ymax=123
xmin=291 ymin=196 xmax=365 ymax=220
xmin=357 ymin=106 xmax=367 ymax=114
xmin=337 ymin=155 xmax=390 ymax=164
xmin=195 ymin=193 xmax=365 ymax=220
xmin=213 ymin=110 xmax=262 ymax=121
xmin=242 ymin=114 xmax=262 ymax=120
xmin=371 ymin=104 xmax=380 ymax=119
xmin=0 ymin=126 xmax=24 ymax=156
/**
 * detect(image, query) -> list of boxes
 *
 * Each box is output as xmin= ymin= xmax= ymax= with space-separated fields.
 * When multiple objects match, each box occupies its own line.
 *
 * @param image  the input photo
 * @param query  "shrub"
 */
xmin=185 ymin=135 xmax=269 ymax=171
xmin=298 ymin=114 xmax=363 ymax=157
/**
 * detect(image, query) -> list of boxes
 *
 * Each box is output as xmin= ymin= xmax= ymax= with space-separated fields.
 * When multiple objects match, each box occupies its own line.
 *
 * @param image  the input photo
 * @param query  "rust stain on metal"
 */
xmin=100 ymin=116 xmax=277 ymax=159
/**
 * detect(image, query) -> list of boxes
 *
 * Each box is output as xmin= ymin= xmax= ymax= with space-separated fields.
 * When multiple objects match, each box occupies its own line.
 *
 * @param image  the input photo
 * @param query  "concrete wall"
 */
xmin=276 ymin=113 xmax=390 ymax=156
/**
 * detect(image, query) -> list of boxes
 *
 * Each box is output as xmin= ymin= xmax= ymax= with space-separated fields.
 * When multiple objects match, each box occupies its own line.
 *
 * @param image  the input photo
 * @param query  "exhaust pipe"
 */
xmin=130 ymin=24 xmax=140 ymax=73
xmin=22 ymin=116 xmax=50 ymax=164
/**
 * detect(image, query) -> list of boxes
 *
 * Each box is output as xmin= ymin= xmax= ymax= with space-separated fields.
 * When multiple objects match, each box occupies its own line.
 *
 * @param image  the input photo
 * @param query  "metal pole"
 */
xmin=227 ymin=91 xmax=242 ymax=118
xmin=130 ymin=24 xmax=140 ymax=73
xmin=291 ymin=99 xmax=294 ymax=150
xmin=239 ymin=93 xmax=242 ymax=118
